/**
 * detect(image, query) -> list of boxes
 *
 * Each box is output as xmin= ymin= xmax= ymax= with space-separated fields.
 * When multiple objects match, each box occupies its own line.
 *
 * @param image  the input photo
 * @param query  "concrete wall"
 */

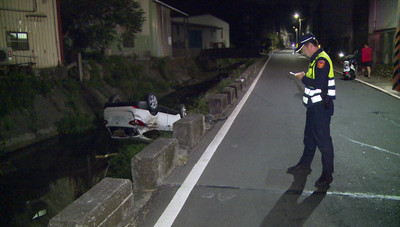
xmin=367 ymin=0 xmax=399 ymax=64
xmin=369 ymin=29 xmax=397 ymax=64
xmin=110 ymin=0 xmax=174 ymax=57
xmin=188 ymin=14 xmax=230 ymax=49
xmin=172 ymin=14 xmax=230 ymax=57
xmin=48 ymin=178 xmax=134 ymax=227
xmin=131 ymin=137 xmax=179 ymax=191
xmin=368 ymin=0 xmax=398 ymax=33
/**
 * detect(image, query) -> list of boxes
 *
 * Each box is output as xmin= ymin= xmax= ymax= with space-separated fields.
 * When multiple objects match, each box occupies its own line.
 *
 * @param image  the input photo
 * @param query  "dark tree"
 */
xmin=61 ymin=0 xmax=145 ymax=55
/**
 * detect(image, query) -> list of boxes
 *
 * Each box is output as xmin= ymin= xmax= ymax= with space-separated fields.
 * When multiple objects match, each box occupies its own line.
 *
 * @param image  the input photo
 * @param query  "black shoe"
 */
xmin=287 ymin=164 xmax=312 ymax=174
xmin=315 ymin=173 xmax=333 ymax=187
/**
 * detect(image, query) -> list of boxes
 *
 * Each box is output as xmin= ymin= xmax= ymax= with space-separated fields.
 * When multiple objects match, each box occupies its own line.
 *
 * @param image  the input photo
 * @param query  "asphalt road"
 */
xmin=135 ymin=50 xmax=400 ymax=227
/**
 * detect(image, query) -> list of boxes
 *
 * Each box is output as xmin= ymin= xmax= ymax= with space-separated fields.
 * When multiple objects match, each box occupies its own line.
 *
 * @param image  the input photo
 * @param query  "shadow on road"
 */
xmin=259 ymin=173 xmax=327 ymax=227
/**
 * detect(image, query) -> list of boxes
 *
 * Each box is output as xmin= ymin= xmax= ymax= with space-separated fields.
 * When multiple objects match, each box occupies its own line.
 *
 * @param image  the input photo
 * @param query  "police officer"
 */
xmin=287 ymin=33 xmax=335 ymax=188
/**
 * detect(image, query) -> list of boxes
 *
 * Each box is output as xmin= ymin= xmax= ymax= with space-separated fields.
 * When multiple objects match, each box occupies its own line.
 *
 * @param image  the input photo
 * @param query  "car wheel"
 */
xmin=178 ymin=104 xmax=186 ymax=118
xmin=109 ymin=94 xmax=122 ymax=103
xmin=147 ymin=92 xmax=158 ymax=113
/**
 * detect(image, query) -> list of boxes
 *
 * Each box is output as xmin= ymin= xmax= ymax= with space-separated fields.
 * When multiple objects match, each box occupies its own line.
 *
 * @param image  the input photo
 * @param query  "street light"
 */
xmin=294 ymin=13 xmax=305 ymax=38
xmin=293 ymin=26 xmax=298 ymax=46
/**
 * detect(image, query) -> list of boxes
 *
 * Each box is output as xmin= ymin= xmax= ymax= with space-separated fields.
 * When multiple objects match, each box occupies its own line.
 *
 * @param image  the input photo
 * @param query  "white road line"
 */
xmin=303 ymin=190 xmax=400 ymax=201
xmin=339 ymin=134 xmax=400 ymax=157
xmin=154 ymin=58 xmax=271 ymax=227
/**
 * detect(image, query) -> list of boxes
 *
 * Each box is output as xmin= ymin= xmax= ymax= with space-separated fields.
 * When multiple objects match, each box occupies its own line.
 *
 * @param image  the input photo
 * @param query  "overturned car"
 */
xmin=103 ymin=93 xmax=186 ymax=141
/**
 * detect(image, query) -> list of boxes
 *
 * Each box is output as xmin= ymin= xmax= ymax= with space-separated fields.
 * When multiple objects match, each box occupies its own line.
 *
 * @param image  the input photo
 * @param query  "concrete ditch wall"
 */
xmin=208 ymin=60 xmax=261 ymax=116
xmin=48 ymin=59 xmax=264 ymax=226
xmin=48 ymin=178 xmax=134 ymax=227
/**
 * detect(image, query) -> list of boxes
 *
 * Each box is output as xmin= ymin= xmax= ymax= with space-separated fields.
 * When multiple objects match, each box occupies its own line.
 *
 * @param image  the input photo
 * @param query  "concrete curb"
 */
xmin=333 ymin=68 xmax=400 ymax=100
xmin=354 ymin=78 xmax=400 ymax=100
xmin=208 ymin=60 xmax=262 ymax=116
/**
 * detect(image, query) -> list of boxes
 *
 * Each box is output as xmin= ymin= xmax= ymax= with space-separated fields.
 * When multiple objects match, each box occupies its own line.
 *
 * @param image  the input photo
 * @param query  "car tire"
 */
xmin=146 ymin=92 xmax=158 ymax=115
xmin=109 ymin=94 xmax=122 ymax=103
xmin=178 ymin=104 xmax=186 ymax=118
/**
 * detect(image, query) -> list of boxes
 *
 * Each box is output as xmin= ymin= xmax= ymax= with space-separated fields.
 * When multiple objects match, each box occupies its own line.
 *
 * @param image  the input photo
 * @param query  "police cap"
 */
xmin=295 ymin=33 xmax=316 ymax=53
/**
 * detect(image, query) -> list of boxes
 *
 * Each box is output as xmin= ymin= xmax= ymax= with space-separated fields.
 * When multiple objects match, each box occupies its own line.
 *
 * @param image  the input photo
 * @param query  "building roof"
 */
xmin=154 ymin=0 xmax=188 ymax=17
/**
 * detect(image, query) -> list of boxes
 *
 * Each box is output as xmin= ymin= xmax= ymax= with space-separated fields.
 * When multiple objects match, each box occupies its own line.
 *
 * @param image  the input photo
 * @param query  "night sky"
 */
xmin=163 ymin=0 xmax=369 ymax=52
xmin=164 ymin=0 xmax=314 ymax=47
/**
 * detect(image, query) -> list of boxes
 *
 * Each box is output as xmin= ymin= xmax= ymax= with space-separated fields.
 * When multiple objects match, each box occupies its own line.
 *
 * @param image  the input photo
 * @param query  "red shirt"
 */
xmin=362 ymin=47 xmax=372 ymax=62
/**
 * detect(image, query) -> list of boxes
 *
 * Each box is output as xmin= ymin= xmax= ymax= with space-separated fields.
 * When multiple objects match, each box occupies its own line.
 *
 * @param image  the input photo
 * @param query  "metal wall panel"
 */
xmin=0 ymin=0 xmax=61 ymax=68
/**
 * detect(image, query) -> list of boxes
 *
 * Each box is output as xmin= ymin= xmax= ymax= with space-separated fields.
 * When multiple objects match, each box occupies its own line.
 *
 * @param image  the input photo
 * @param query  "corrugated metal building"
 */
xmin=0 ymin=0 xmax=63 ymax=68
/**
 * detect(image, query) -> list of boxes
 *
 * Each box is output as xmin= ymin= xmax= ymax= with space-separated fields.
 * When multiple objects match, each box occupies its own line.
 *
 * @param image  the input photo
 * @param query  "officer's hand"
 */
xmin=294 ymin=72 xmax=305 ymax=80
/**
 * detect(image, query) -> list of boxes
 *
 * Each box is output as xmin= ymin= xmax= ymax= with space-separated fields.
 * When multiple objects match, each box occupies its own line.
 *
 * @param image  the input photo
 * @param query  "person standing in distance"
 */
xmin=288 ymin=33 xmax=336 ymax=188
xmin=361 ymin=43 xmax=372 ymax=78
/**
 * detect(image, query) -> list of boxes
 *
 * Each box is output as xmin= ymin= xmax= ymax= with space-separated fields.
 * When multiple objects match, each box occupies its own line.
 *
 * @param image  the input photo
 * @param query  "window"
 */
xmin=123 ymin=35 xmax=135 ymax=48
xmin=7 ymin=32 xmax=29 ymax=50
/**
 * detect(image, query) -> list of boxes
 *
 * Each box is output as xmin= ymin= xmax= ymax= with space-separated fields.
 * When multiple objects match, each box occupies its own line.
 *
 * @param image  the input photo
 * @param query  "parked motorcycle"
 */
xmin=339 ymin=50 xmax=358 ymax=80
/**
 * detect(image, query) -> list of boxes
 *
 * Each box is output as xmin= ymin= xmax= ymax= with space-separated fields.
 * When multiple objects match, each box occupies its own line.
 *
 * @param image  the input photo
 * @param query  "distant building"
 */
xmin=172 ymin=14 xmax=230 ymax=57
xmin=368 ymin=0 xmax=399 ymax=64
xmin=0 ymin=0 xmax=63 ymax=68
xmin=109 ymin=0 xmax=188 ymax=58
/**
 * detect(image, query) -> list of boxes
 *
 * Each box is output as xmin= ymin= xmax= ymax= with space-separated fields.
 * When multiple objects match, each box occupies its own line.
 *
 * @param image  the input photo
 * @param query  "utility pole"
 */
xmin=393 ymin=0 xmax=400 ymax=91
xmin=299 ymin=18 xmax=305 ymax=36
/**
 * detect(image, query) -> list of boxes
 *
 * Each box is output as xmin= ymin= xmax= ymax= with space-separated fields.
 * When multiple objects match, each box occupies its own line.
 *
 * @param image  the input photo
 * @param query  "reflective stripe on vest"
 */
xmin=303 ymin=50 xmax=336 ymax=106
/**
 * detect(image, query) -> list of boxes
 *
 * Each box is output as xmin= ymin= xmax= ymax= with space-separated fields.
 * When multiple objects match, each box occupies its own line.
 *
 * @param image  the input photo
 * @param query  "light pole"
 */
xmin=299 ymin=18 xmax=305 ymax=36
xmin=293 ymin=26 xmax=298 ymax=45
xmin=294 ymin=13 xmax=305 ymax=37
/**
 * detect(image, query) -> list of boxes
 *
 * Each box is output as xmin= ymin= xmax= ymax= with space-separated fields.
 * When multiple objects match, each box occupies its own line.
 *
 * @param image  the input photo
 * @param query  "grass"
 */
xmin=150 ymin=56 xmax=169 ymax=79
xmin=0 ymin=71 xmax=51 ymax=120
xmin=218 ymin=78 xmax=234 ymax=92
xmin=188 ymin=94 xmax=209 ymax=115
xmin=56 ymin=113 xmax=94 ymax=135
xmin=106 ymin=142 xmax=148 ymax=179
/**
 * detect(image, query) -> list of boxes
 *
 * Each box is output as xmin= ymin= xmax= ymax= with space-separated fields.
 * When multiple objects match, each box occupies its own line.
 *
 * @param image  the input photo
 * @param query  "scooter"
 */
xmin=340 ymin=50 xmax=358 ymax=80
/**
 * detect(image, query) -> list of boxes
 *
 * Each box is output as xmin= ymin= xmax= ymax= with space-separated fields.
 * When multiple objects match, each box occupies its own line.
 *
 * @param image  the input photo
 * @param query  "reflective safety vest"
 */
xmin=303 ymin=51 xmax=336 ymax=107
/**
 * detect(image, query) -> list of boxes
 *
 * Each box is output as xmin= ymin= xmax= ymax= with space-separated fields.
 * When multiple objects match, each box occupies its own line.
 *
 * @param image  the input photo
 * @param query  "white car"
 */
xmin=104 ymin=93 xmax=186 ymax=141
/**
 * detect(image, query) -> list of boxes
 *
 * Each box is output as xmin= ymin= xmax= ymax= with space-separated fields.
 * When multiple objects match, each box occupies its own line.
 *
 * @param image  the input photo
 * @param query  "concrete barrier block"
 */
xmin=228 ymin=84 xmax=238 ymax=97
xmin=131 ymin=138 xmax=179 ymax=191
xmin=230 ymin=81 xmax=243 ymax=92
xmin=209 ymin=93 xmax=228 ymax=115
xmin=241 ymin=72 xmax=251 ymax=85
xmin=237 ymin=77 xmax=248 ymax=87
xmin=173 ymin=114 xmax=205 ymax=148
xmin=48 ymin=178 xmax=134 ymax=227
xmin=247 ymin=65 xmax=257 ymax=78
xmin=222 ymin=87 xmax=236 ymax=104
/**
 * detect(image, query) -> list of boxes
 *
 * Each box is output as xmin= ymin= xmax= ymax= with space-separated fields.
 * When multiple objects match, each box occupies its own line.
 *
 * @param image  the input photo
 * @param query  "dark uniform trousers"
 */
xmin=299 ymin=101 xmax=334 ymax=174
